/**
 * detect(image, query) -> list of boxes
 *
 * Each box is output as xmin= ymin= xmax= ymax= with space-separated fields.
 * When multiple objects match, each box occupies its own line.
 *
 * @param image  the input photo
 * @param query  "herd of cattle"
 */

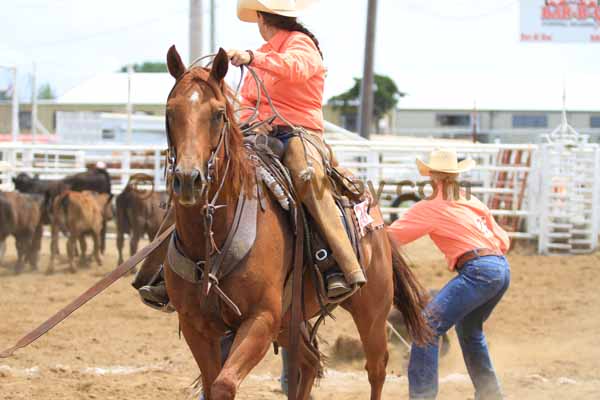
xmin=0 ymin=170 xmax=166 ymax=274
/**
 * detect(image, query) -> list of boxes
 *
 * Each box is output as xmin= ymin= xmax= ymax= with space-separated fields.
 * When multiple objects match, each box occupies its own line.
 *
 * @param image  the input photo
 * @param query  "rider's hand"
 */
xmin=228 ymin=50 xmax=252 ymax=66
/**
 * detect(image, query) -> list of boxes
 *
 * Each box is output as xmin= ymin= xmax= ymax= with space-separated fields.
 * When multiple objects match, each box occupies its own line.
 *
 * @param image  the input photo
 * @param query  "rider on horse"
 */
xmin=138 ymin=0 xmax=366 ymax=305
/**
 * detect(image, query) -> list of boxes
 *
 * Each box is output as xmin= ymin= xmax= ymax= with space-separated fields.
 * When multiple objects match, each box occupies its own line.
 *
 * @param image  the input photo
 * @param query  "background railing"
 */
xmin=0 ymin=141 xmax=539 ymax=240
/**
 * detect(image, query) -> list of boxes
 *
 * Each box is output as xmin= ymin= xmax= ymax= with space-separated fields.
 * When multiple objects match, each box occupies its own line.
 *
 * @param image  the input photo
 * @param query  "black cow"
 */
xmin=12 ymin=172 xmax=68 ymax=199
xmin=63 ymin=168 xmax=112 ymax=194
xmin=13 ymin=169 xmax=111 ymax=195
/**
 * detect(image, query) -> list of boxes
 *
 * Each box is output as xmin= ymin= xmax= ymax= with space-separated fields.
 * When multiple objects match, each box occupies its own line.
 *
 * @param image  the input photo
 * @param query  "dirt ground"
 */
xmin=1 ymin=232 xmax=599 ymax=400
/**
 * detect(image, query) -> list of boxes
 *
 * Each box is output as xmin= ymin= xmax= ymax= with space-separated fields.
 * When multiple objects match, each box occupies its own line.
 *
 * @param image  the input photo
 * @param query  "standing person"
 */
xmin=387 ymin=148 xmax=510 ymax=400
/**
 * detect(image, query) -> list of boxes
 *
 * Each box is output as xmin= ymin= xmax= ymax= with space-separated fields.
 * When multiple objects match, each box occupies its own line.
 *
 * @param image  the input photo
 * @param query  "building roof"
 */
xmin=58 ymin=72 xmax=174 ymax=105
xmin=57 ymin=71 xmax=600 ymax=112
xmin=395 ymin=73 xmax=600 ymax=112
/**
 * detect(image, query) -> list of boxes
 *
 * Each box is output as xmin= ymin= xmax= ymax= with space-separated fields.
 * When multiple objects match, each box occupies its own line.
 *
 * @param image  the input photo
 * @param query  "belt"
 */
xmin=455 ymin=248 xmax=503 ymax=270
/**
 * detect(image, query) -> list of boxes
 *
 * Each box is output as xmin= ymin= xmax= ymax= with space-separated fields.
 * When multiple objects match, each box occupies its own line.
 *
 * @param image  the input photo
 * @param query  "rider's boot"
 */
xmin=138 ymin=265 xmax=174 ymax=311
xmin=284 ymin=135 xmax=366 ymax=299
xmin=139 ymin=273 xmax=169 ymax=304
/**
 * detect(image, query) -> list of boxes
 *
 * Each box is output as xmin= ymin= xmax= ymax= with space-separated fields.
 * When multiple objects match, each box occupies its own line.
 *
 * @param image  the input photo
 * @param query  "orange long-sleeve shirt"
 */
xmin=387 ymin=190 xmax=510 ymax=270
xmin=239 ymin=30 xmax=325 ymax=132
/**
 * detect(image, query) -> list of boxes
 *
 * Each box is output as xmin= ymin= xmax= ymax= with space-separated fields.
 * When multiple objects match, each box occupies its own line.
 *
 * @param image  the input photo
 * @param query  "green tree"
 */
xmin=37 ymin=83 xmax=56 ymax=100
xmin=120 ymin=62 xmax=168 ymax=73
xmin=328 ymin=74 xmax=405 ymax=133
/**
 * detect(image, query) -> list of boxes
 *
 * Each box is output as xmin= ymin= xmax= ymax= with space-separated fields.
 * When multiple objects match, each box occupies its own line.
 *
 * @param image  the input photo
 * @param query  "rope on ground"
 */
xmin=386 ymin=320 xmax=412 ymax=351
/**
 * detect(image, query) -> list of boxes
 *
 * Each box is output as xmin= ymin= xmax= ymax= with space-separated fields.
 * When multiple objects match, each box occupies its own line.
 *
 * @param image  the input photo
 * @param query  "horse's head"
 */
xmin=165 ymin=45 xmax=231 ymax=207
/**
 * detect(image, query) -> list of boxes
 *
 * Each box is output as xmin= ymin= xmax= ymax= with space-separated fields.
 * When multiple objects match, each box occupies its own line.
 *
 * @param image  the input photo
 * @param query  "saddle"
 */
xmin=166 ymin=132 xmax=384 ymax=317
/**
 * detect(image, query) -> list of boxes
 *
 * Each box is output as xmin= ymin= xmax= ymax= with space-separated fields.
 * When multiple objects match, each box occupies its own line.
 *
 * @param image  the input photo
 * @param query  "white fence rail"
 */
xmin=0 ymin=140 xmax=562 ymax=245
xmin=0 ymin=143 xmax=167 ymax=193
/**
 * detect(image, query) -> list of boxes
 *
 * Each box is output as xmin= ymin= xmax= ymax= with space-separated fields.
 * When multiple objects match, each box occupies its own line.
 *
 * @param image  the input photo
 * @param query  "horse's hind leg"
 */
xmin=345 ymin=282 xmax=394 ymax=400
xmin=179 ymin=318 xmax=221 ymax=400
xmin=212 ymin=313 xmax=277 ymax=400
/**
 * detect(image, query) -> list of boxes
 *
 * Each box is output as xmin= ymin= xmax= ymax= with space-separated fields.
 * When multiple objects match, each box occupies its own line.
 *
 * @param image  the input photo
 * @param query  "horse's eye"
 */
xmin=212 ymin=109 xmax=225 ymax=122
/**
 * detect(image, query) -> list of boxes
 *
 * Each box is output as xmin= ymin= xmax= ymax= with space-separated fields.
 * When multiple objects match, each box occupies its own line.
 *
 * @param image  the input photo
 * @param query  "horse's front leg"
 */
xmin=179 ymin=317 xmax=222 ymax=400
xmin=212 ymin=312 xmax=278 ymax=400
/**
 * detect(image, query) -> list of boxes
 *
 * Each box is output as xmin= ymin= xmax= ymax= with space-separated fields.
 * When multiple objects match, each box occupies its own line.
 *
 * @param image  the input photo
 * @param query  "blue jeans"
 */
xmin=408 ymin=255 xmax=510 ymax=400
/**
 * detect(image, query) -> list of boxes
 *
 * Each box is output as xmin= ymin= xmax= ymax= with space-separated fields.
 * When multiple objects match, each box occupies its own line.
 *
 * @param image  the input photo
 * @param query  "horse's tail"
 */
xmin=388 ymin=233 xmax=433 ymax=346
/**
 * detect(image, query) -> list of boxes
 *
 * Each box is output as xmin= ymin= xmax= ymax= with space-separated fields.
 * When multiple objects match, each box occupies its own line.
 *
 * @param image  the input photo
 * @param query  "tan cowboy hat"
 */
xmin=416 ymin=148 xmax=475 ymax=176
xmin=237 ymin=0 xmax=317 ymax=23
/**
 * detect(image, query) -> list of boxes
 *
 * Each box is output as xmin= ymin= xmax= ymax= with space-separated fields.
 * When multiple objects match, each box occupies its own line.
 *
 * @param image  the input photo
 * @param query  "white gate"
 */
xmin=537 ymin=123 xmax=600 ymax=254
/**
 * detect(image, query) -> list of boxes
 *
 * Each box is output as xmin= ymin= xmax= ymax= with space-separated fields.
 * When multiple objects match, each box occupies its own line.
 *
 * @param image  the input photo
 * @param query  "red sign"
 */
xmin=521 ymin=0 xmax=600 ymax=43
xmin=541 ymin=1 xmax=600 ymax=22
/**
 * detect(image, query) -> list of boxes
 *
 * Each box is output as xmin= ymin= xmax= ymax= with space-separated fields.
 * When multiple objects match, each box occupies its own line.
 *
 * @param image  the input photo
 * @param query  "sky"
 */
xmin=0 ymin=0 xmax=598 ymax=103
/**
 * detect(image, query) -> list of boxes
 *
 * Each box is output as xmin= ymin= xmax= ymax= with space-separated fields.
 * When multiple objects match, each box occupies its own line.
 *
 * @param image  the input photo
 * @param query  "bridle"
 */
xmin=165 ymin=71 xmax=231 ymax=196
xmin=165 ymin=69 xmax=234 ymax=297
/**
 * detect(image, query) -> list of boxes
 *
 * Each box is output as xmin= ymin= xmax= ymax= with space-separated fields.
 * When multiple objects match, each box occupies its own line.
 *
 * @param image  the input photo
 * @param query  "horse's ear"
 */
xmin=210 ymin=48 xmax=229 ymax=83
xmin=167 ymin=45 xmax=186 ymax=80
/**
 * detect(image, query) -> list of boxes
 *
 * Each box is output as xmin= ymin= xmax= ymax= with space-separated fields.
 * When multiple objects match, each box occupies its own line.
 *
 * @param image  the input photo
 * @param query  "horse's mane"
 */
xmin=179 ymin=68 xmax=252 ymax=200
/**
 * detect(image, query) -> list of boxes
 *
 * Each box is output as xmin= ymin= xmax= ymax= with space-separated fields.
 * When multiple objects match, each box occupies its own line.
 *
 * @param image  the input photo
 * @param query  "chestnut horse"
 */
xmin=163 ymin=46 xmax=431 ymax=400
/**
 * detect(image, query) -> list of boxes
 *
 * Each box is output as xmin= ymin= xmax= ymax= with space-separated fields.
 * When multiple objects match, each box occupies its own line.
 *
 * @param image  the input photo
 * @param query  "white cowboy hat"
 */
xmin=416 ymin=148 xmax=475 ymax=176
xmin=237 ymin=0 xmax=317 ymax=23
xmin=0 ymin=161 xmax=10 ymax=172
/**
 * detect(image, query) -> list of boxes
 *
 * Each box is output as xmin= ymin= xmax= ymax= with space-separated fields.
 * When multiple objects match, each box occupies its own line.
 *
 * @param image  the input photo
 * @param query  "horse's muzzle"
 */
xmin=172 ymin=165 xmax=206 ymax=206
